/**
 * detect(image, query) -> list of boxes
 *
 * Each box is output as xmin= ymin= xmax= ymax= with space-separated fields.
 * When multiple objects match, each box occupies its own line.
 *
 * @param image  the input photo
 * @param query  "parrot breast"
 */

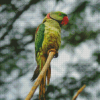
xmin=42 ymin=19 xmax=61 ymax=56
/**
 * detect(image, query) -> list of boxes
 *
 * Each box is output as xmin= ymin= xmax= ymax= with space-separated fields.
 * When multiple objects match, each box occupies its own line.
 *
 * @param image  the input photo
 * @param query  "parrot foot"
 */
xmin=47 ymin=49 xmax=58 ymax=58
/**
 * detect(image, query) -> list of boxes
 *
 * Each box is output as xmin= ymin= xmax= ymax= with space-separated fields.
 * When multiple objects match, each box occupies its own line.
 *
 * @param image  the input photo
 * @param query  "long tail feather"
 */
xmin=39 ymin=72 xmax=46 ymax=100
xmin=43 ymin=72 xmax=46 ymax=100
xmin=31 ymin=66 xmax=39 ymax=81
xmin=39 ymin=79 xmax=43 ymax=100
xmin=47 ymin=66 xmax=51 ymax=85
xmin=39 ymin=56 xmax=46 ymax=100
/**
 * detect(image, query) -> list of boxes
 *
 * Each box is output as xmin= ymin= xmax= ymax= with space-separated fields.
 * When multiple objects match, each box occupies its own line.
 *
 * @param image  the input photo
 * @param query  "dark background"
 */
xmin=0 ymin=0 xmax=100 ymax=100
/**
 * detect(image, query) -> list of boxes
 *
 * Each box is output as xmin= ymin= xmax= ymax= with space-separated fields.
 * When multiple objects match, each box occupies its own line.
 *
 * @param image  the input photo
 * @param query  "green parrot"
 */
xmin=31 ymin=11 xmax=69 ymax=100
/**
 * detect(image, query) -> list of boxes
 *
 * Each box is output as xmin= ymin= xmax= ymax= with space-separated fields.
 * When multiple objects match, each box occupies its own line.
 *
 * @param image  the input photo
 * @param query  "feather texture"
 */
xmin=31 ymin=11 xmax=69 ymax=100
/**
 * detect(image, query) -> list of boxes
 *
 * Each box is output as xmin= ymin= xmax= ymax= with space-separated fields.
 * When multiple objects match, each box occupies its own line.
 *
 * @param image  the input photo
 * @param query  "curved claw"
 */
xmin=47 ymin=49 xmax=58 ymax=58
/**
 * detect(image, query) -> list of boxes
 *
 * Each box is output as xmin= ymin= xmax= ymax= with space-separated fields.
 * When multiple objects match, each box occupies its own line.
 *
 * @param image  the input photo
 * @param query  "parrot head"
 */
xmin=46 ymin=11 xmax=69 ymax=26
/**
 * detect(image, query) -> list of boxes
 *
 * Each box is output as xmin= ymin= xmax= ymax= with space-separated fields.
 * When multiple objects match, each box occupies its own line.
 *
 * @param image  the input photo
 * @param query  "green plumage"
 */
xmin=31 ymin=11 xmax=69 ymax=100
xmin=35 ymin=24 xmax=45 ymax=56
xmin=50 ymin=11 xmax=67 ymax=21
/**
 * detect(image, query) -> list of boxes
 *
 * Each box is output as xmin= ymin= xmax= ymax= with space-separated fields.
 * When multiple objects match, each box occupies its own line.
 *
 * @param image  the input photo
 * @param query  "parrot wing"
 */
xmin=34 ymin=23 xmax=46 ymax=99
xmin=35 ymin=23 xmax=45 ymax=57
xmin=31 ymin=23 xmax=45 ymax=81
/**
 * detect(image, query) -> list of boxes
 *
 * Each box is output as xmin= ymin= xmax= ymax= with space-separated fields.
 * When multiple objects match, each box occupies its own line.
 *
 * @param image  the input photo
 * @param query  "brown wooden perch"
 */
xmin=25 ymin=51 xmax=55 ymax=100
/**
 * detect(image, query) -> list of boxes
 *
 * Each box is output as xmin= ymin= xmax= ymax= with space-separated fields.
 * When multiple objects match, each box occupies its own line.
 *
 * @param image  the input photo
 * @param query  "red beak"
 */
xmin=61 ymin=16 xmax=69 ymax=26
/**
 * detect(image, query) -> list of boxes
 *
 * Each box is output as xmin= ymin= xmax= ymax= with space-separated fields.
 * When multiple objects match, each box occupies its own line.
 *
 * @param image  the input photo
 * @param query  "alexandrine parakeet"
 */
xmin=31 ymin=11 xmax=69 ymax=100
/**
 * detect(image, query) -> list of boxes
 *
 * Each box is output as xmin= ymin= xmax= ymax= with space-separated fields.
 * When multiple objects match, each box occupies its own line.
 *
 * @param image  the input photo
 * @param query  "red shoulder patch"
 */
xmin=36 ymin=26 xmax=39 ymax=34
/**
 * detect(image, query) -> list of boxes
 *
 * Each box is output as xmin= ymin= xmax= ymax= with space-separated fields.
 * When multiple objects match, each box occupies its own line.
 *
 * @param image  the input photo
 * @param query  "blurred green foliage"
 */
xmin=0 ymin=0 xmax=100 ymax=100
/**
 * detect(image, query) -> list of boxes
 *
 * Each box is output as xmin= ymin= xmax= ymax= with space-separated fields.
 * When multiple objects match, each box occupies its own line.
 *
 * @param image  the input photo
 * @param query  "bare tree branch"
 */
xmin=72 ymin=85 xmax=86 ymax=100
